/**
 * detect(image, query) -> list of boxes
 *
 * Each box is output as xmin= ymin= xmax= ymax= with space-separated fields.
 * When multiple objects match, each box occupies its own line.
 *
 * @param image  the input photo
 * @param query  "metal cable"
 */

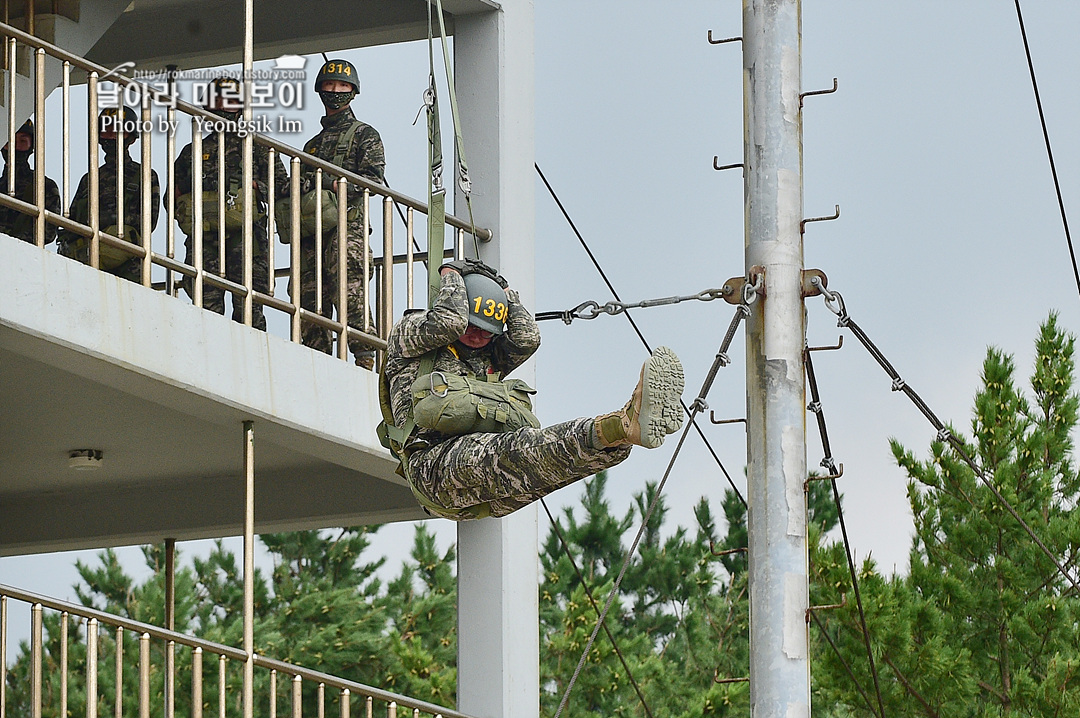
xmin=535 ymin=161 xmax=747 ymax=507
xmin=1012 ymin=0 xmax=1080 ymax=302
xmin=805 ymin=348 xmax=886 ymax=718
xmin=816 ymin=285 xmax=1080 ymax=597
xmin=539 ymin=498 xmax=656 ymax=718
xmin=536 ymin=288 xmax=729 ymax=323
xmin=809 ymin=611 xmax=880 ymax=718
xmin=554 ymin=408 xmax=700 ymax=718
xmin=553 ymin=300 xmax=753 ymax=717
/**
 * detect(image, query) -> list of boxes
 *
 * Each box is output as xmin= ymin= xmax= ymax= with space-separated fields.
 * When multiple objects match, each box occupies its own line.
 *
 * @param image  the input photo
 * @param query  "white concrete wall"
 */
xmin=454 ymin=1 xmax=540 ymax=716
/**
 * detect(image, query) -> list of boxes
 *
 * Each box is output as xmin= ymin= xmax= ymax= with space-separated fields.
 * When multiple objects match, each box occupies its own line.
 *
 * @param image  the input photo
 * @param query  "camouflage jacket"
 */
xmin=57 ymin=150 xmax=160 ymax=247
xmin=174 ymin=130 xmax=290 ymax=205
xmin=384 ymin=271 xmax=542 ymax=449
xmin=0 ymin=156 xmax=60 ymax=244
xmin=301 ymin=107 xmax=385 ymax=205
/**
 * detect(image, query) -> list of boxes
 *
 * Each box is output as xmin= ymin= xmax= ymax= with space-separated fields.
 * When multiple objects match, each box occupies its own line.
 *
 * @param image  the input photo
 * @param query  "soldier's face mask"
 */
xmin=318 ymin=90 xmax=356 ymax=111
xmin=99 ymin=136 xmax=119 ymax=154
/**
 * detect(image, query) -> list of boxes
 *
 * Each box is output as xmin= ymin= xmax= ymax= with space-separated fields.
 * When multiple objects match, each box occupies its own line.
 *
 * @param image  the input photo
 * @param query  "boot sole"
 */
xmin=638 ymin=346 xmax=685 ymax=448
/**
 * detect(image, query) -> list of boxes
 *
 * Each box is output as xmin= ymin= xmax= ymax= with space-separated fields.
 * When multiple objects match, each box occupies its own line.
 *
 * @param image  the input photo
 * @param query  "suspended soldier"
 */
xmin=57 ymin=106 xmax=160 ymax=283
xmin=286 ymin=57 xmax=384 ymax=369
xmin=380 ymin=260 xmax=685 ymax=520
xmin=0 ymin=120 xmax=60 ymax=245
xmin=174 ymin=76 xmax=290 ymax=331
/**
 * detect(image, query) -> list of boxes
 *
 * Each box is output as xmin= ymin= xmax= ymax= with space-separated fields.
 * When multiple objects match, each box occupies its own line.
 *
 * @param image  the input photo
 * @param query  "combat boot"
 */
xmin=594 ymin=346 xmax=684 ymax=449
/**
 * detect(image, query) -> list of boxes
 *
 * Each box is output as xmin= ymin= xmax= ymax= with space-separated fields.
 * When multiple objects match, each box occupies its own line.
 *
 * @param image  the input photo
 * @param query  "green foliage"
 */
xmin=539 ymin=472 xmax=754 ymax=717
xmin=812 ymin=314 xmax=1080 ymax=717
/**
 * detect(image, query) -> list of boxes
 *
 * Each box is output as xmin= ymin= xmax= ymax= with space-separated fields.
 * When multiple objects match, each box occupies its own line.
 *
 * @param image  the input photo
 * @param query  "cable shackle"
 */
xmin=535 ymin=286 xmax=732 ymax=324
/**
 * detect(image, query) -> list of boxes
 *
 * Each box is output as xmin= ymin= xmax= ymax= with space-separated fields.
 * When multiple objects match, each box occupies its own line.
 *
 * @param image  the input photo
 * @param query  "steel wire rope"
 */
xmin=552 ymin=299 xmax=753 ymax=718
xmin=805 ymin=348 xmax=887 ymax=718
xmin=815 ymin=283 xmax=1080 ymax=597
xmin=535 ymin=162 xmax=747 ymax=508
xmin=809 ymin=611 xmax=879 ymax=718
xmin=1013 ymin=0 xmax=1080 ymax=301
xmin=538 ymin=498 xmax=657 ymax=718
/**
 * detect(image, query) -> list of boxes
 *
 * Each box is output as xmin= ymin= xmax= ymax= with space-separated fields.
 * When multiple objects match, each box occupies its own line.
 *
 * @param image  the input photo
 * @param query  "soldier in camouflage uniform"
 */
xmin=384 ymin=261 xmax=686 ymax=520
xmin=0 ymin=120 xmax=60 ymax=245
xmin=174 ymin=77 xmax=289 ymax=331
xmin=57 ymin=107 xmax=160 ymax=283
xmin=294 ymin=58 xmax=384 ymax=369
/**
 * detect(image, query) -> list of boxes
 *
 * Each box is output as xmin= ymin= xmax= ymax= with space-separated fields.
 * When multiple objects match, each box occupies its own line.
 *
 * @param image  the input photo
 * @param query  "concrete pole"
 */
xmin=743 ymin=1 xmax=810 ymax=717
xmin=454 ymin=1 xmax=538 ymax=716
xmin=242 ymin=421 xmax=255 ymax=718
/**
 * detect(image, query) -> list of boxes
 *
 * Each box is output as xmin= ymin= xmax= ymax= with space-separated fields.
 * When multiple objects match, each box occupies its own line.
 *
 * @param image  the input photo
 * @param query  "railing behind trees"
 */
xmin=0 ymin=584 xmax=472 ymax=718
xmin=0 ymin=21 xmax=488 ymax=364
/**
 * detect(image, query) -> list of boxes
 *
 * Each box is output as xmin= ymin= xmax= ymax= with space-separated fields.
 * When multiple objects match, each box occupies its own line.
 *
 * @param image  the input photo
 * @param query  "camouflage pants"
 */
xmin=292 ymin=220 xmax=375 ymax=359
xmin=407 ymin=418 xmax=632 ymax=519
xmin=182 ymin=231 xmax=270 ymax=332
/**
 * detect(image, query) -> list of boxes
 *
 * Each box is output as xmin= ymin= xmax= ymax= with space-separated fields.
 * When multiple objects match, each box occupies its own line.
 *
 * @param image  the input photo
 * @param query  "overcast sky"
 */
xmin=5 ymin=0 xmax=1080 ymax=658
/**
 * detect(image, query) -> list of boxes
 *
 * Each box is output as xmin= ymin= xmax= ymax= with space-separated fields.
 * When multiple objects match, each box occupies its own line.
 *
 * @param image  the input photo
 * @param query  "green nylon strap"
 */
xmin=433 ymin=0 xmax=478 ymax=256
xmin=332 ymin=121 xmax=363 ymax=177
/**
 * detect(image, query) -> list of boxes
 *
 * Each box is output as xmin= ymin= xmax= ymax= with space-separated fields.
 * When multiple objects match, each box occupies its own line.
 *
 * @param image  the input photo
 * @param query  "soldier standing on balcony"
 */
xmin=380 ymin=260 xmax=686 ymax=520
xmin=57 ymin=106 xmax=160 ymax=283
xmin=174 ymin=76 xmax=290 ymax=331
xmin=0 ymin=120 xmax=60 ymax=245
xmin=292 ymin=57 xmax=385 ymax=370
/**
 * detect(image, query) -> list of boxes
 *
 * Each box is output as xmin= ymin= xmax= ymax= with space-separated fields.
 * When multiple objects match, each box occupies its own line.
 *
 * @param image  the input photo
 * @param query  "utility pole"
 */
xmin=743 ymin=0 xmax=810 ymax=716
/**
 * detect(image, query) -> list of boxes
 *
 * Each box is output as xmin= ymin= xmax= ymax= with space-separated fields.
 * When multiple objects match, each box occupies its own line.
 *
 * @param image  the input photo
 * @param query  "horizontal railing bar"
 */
xmin=345 ymin=326 xmax=387 ymax=352
xmin=0 ymin=193 xmax=148 ymax=259
xmin=0 ymin=21 xmax=489 ymax=240
xmin=254 ymin=655 xmax=472 ymax=718
xmin=0 ymin=584 xmax=247 ymax=659
xmin=0 ymin=584 xmax=467 ymax=717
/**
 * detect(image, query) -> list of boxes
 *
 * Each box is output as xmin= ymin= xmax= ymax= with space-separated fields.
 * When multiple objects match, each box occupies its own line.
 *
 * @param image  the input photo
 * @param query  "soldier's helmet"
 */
xmin=208 ymin=76 xmax=242 ymax=110
xmin=98 ymin=106 xmax=138 ymax=143
xmin=314 ymin=58 xmax=359 ymax=93
xmin=463 ymin=273 xmax=508 ymax=336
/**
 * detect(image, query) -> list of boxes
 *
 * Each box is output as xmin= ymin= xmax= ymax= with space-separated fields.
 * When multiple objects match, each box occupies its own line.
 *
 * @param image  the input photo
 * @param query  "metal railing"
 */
xmin=0 ymin=584 xmax=473 ymax=718
xmin=0 ymin=21 xmax=489 ymax=364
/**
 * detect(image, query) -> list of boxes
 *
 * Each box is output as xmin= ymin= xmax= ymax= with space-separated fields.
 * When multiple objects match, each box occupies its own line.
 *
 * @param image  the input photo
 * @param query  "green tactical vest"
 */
xmin=377 ymin=347 xmax=539 ymax=521
xmin=276 ymin=120 xmax=364 ymax=244
xmin=66 ymin=192 xmax=141 ymax=270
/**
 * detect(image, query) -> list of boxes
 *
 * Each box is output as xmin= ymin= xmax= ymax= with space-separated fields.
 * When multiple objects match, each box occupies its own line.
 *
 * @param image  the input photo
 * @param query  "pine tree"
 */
xmin=812 ymin=315 xmax=1080 ymax=717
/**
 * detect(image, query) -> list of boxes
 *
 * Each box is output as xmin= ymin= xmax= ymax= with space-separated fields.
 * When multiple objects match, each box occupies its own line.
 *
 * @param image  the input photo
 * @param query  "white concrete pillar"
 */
xmin=454 ymin=1 xmax=539 ymax=717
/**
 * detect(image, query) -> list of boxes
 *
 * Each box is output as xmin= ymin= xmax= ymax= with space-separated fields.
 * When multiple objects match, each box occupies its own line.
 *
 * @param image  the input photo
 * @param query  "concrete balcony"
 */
xmin=0 ymin=236 xmax=423 ymax=557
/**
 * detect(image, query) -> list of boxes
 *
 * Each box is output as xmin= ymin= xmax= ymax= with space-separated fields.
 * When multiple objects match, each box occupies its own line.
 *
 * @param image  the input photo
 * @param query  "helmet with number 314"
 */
xmin=463 ymin=273 xmax=508 ymax=336
xmin=314 ymin=59 xmax=359 ymax=93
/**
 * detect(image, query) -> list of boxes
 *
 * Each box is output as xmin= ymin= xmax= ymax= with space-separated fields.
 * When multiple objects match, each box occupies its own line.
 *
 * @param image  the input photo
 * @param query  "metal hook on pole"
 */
xmin=806 ymin=593 xmax=847 ymax=622
xmin=713 ymin=157 xmax=744 ymax=172
xmin=800 ymin=205 xmax=840 ymax=235
xmin=710 ymin=413 xmax=747 ymax=426
xmin=799 ymin=77 xmax=838 ymax=107
xmin=807 ymin=336 xmax=844 ymax=352
xmin=707 ymin=30 xmax=742 ymax=45
xmin=714 ymin=670 xmax=750 ymax=685
xmin=804 ymin=463 xmax=844 ymax=491
xmin=709 ymin=542 xmax=748 ymax=558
